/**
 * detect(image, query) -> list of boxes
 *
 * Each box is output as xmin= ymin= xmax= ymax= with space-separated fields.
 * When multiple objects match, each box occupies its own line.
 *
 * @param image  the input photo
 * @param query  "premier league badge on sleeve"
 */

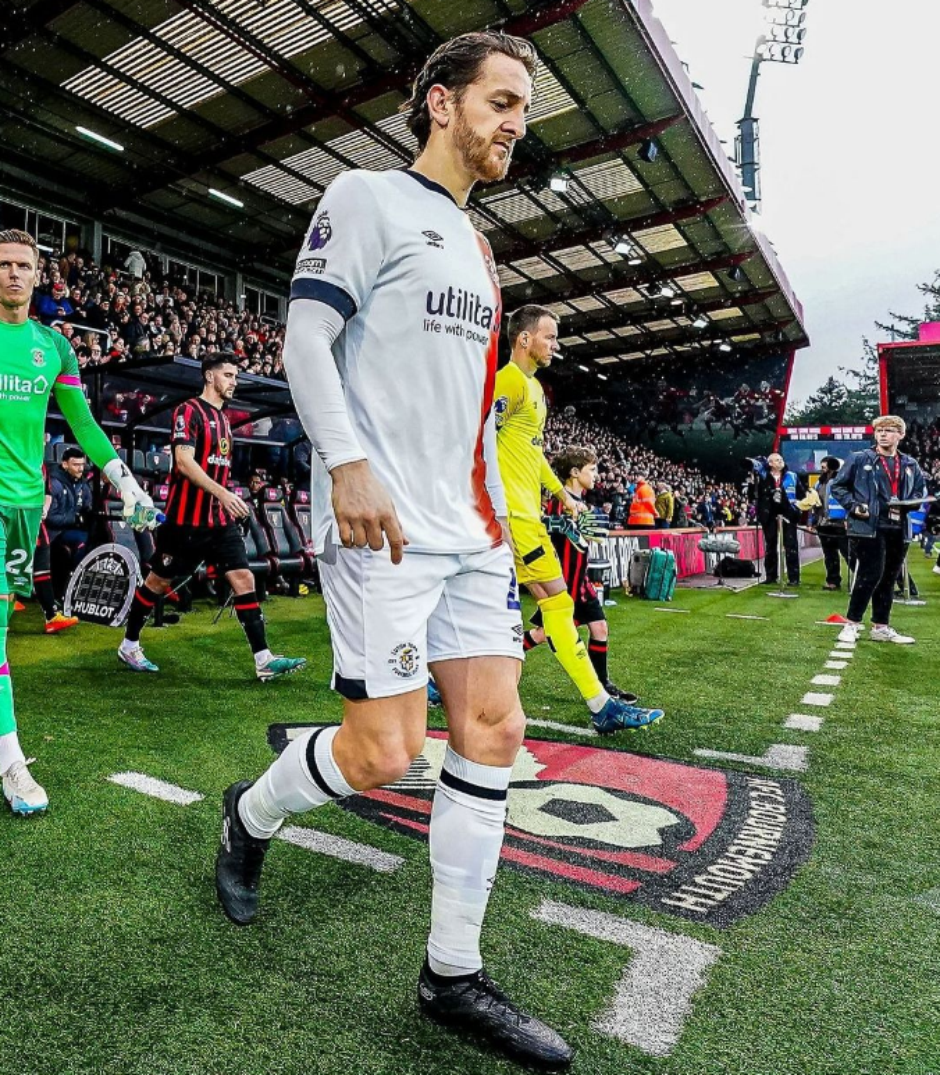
xmin=306 ymin=211 xmax=333 ymax=252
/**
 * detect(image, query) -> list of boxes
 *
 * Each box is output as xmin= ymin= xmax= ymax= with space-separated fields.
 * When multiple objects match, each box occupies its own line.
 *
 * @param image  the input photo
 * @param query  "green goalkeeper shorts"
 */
xmin=0 ymin=505 xmax=43 ymax=597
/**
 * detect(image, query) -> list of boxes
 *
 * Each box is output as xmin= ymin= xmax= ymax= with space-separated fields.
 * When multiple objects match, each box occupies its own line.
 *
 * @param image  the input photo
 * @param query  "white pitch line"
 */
xmin=109 ymin=772 xmax=204 ymax=806
xmin=811 ymin=674 xmax=841 ymax=687
xmin=834 ymin=641 xmax=856 ymax=650
xmin=654 ymin=607 xmax=690 ymax=613
xmin=277 ymin=826 xmax=403 ymax=873
xmin=825 ymin=660 xmax=848 ymax=670
xmin=693 ymin=744 xmax=809 ymax=773
xmin=532 ymin=900 xmax=721 ymax=1057
xmin=526 ymin=717 xmax=597 ymax=737
xmin=801 ymin=692 xmax=833 ymax=707
xmin=829 ymin=650 xmax=855 ymax=660
xmin=784 ymin=714 xmax=823 ymax=732
xmin=726 ymin=614 xmax=769 ymax=621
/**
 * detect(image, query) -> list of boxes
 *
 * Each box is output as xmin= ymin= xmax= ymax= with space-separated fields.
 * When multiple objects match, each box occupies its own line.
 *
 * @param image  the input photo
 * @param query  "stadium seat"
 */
xmin=260 ymin=500 xmax=307 ymax=594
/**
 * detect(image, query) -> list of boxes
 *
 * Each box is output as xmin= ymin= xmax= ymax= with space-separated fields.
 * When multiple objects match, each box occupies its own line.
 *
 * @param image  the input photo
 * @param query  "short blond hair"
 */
xmin=872 ymin=415 xmax=906 ymax=435
xmin=0 ymin=229 xmax=39 ymax=266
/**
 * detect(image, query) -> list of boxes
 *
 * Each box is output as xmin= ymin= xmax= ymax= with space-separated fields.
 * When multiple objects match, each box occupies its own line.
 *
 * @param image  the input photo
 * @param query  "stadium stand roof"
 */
xmin=0 ymin=0 xmax=808 ymax=379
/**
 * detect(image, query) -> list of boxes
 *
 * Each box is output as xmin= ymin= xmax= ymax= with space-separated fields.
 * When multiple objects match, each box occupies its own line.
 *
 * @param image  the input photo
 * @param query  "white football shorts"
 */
xmin=318 ymin=537 xmax=524 ymax=700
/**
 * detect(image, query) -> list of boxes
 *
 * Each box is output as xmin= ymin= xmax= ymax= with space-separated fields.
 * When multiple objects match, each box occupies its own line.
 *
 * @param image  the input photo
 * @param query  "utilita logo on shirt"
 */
xmin=425 ymin=287 xmax=497 ymax=329
xmin=0 ymin=373 xmax=49 ymax=399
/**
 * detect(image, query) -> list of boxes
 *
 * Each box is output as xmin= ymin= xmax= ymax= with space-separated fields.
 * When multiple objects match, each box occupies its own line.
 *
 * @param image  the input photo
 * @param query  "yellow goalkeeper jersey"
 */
xmin=493 ymin=361 xmax=564 ymax=520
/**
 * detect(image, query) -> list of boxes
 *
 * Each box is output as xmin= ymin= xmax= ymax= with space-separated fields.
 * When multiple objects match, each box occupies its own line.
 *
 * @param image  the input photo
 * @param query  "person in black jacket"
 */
xmin=752 ymin=453 xmax=807 ymax=585
xmin=830 ymin=416 xmax=927 ymax=644
xmin=46 ymin=448 xmax=94 ymax=574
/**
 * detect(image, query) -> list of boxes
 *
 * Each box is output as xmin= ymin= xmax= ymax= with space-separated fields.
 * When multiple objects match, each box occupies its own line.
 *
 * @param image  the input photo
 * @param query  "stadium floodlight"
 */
xmin=598 ymin=373 xmax=608 ymax=381
xmin=75 ymin=125 xmax=124 ymax=152
xmin=209 ymin=188 xmax=245 ymax=209
xmin=628 ymin=255 xmax=644 ymax=266
xmin=765 ymin=8 xmax=806 ymax=27
xmin=549 ymin=171 xmax=570 ymax=193
xmin=718 ymin=341 xmax=733 ymax=353
xmin=727 ymin=265 xmax=746 ymax=283
xmin=764 ymin=0 xmax=808 ymax=8
xmin=767 ymin=24 xmax=807 ymax=44
xmin=756 ymin=37 xmax=805 ymax=63
xmin=649 ymin=283 xmax=677 ymax=300
xmin=692 ymin=315 xmax=709 ymax=329
xmin=36 ymin=242 xmax=55 ymax=253
xmin=638 ymin=139 xmax=659 ymax=164
xmin=578 ymin=364 xmax=589 ymax=372
xmin=670 ymin=297 xmax=684 ymax=307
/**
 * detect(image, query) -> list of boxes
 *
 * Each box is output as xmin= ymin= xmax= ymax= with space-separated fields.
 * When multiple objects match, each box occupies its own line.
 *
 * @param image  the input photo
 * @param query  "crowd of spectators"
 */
xmin=32 ymin=246 xmax=289 ymax=380
xmin=905 ymin=417 xmax=940 ymax=471
xmin=543 ymin=409 xmax=748 ymax=529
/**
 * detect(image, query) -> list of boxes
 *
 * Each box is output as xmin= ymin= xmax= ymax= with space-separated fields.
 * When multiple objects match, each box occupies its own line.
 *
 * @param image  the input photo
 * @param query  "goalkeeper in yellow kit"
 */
xmin=493 ymin=305 xmax=663 ymax=734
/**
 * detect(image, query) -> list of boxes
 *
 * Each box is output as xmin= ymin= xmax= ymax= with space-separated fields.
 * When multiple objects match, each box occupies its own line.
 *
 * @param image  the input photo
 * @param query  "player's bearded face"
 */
xmin=452 ymin=100 xmax=514 ymax=183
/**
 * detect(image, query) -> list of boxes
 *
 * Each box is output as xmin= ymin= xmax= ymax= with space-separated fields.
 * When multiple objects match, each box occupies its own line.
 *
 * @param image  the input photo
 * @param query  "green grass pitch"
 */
xmin=2 ymin=556 xmax=938 ymax=1075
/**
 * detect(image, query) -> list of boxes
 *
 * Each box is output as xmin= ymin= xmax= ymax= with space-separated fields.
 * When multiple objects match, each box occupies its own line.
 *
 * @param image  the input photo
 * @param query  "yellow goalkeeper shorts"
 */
xmin=508 ymin=515 xmax=563 ymax=586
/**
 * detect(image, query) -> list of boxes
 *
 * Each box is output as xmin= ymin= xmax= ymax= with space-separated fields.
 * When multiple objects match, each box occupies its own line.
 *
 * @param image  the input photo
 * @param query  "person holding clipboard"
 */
xmin=830 ymin=415 xmax=928 ymax=644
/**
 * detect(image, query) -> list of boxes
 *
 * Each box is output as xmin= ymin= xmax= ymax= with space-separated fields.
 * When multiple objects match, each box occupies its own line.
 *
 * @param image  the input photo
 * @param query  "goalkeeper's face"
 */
xmin=528 ymin=315 xmax=560 ymax=369
xmin=0 ymin=243 xmax=37 ymax=314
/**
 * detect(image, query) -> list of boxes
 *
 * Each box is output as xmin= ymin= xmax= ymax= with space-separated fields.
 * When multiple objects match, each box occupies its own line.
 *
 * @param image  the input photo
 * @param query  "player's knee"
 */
xmin=341 ymin=727 xmax=420 ymax=790
xmin=590 ymin=620 xmax=609 ymax=642
xmin=228 ymin=569 xmax=255 ymax=593
xmin=476 ymin=699 xmax=526 ymax=755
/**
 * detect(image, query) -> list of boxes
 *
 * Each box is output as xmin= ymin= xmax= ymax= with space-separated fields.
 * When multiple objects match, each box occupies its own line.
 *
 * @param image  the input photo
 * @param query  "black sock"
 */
xmin=124 ymin=584 xmax=162 ymax=643
xmin=523 ymin=630 xmax=539 ymax=652
xmin=588 ymin=638 xmax=609 ymax=683
xmin=34 ymin=573 xmax=57 ymax=620
xmin=234 ymin=591 xmax=267 ymax=653
xmin=422 ymin=959 xmax=478 ymax=986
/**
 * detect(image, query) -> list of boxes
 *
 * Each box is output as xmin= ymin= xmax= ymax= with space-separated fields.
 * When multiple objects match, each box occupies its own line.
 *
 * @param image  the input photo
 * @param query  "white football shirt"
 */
xmin=290 ymin=168 xmax=505 ymax=555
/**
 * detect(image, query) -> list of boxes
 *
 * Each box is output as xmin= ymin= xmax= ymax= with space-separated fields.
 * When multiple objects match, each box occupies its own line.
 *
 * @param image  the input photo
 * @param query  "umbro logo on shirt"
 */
xmin=422 ymin=230 xmax=444 ymax=248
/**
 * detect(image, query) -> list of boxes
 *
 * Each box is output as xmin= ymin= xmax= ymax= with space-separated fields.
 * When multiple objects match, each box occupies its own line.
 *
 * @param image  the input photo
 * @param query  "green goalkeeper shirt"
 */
xmin=0 ymin=319 xmax=117 ymax=507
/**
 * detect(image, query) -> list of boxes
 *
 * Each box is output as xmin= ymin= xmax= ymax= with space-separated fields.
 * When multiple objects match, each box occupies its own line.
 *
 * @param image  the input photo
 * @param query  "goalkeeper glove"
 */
xmin=578 ymin=510 xmax=610 ymax=542
xmin=103 ymin=458 xmax=160 ymax=531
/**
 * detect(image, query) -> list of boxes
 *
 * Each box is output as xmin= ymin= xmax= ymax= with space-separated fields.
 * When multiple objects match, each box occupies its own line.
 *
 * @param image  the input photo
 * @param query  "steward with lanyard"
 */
xmin=830 ymin=415 xmax=927 ymax=644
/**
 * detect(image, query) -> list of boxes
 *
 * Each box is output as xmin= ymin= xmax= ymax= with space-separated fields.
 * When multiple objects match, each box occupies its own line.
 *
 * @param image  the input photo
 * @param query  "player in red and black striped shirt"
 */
xmin=525 ymin=445 xmax=637 ymax=703
xmin=118 ymin=354 xmax=305 ymax=682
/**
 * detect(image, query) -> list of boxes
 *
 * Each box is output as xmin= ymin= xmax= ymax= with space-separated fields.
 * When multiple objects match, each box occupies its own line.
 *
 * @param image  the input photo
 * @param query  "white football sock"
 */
xmin=586 ymin=690 xmax=611 ymax=715
xmin=0 ymin=730 xmax=26 ymax=776
xmin=238 ymin=724 xmax=355 ymax=839
xmin=427 ymin=746 xmax=512 ymax=977
xmin=253 ymin=648 xmax=274 ymax=669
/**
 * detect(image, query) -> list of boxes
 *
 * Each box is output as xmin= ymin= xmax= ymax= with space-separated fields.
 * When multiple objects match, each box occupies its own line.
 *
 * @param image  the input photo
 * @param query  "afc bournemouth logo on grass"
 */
xmin=267 ymin=727 xmax=814 ymax=928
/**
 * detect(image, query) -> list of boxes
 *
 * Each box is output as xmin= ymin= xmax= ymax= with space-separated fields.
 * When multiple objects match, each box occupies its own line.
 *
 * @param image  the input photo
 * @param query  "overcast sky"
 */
xmin=648 ymin=0 xmax=940 ymax=406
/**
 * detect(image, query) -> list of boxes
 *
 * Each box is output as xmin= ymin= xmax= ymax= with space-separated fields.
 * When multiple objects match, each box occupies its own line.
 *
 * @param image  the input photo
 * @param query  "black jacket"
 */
xmin=752 ymin=467 xmax=807 ymax=524
xmin=47 ymin=470 xmax=93 ymax=534
xmin=829 ymin=448 xmax=927 ymax=539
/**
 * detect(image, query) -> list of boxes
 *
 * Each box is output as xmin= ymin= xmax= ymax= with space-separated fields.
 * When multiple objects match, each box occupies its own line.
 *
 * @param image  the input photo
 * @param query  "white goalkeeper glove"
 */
xmin=103 ymin=458 xmax=159 ymax=531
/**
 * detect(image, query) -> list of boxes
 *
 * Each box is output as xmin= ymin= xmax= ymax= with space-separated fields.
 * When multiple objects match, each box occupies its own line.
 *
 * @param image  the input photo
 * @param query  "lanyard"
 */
xmin=879 ymin=455 xmax=899 ymax=498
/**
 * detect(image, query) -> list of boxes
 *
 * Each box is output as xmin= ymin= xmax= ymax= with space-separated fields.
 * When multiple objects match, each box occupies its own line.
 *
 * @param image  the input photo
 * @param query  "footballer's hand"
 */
xmin=331 ymin=459 xmax=408 ymax=564
xmin=498 ymin=516 xmax=514 ymax=554
xmin=219 ymin=488 xmax=250 ymax=520
xmin=102 ymin=458 xmax=159 ymax=530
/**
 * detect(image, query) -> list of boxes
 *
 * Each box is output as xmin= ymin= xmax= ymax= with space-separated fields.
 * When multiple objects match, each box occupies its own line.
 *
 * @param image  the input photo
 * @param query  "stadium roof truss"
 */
xmin=0 ymin=0 xmax=808 ymax=380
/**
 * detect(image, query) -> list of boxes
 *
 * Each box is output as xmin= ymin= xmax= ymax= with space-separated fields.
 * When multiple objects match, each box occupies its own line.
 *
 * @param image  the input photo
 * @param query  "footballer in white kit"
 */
xmin=294 ymin=165 xmax=523 ymax=698
xmin=215 ymin=31 xmax=574 ymax=1073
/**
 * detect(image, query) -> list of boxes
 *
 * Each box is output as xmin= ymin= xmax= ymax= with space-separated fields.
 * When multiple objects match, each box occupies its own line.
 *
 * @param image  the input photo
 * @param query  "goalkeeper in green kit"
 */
xmin=0 ymin=230 xmax=155 ymax=815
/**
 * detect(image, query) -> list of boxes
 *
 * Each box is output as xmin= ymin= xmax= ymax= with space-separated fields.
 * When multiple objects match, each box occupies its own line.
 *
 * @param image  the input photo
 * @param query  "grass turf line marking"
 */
xmin=801 ymin=692 xmax=833 ymax=707
xmin=693 ymin=744 xmax=809 ymax=773
xmin=834 ymin=641 xmax=856 ymax=650
xmin=654 ymin=607 xmax=690 ymax=613
xmin=277 ymin=826 xmax=403 ymax=873
xmin=526 ymin=716 xmax=597 ymax=737
xmin=109 ymin=772 xmax=204 ymax=805
xmin=784 ymin=714 xmax=823 ymax=732
xmin=532 ymin=899 xmax=720 ymax=1058
xmin=914 ymin=888 xmax=940 ymax=915
xmin=828 ymin=650 xmax=855 ymax=659
xmin=811 ymin=674 xmax=841 ymax=687
xmin=825 ymin=661 xmax=848 ymax=670
xmin=726 ymin=614 xmax=769 ymax=621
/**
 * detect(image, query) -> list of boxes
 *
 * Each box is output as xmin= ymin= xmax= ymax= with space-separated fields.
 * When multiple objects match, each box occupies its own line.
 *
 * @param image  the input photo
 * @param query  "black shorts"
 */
xmin=530 ymin=593 xmax=605 ymax=629
xmin=151 ymin=523 xmax=250 ymax=580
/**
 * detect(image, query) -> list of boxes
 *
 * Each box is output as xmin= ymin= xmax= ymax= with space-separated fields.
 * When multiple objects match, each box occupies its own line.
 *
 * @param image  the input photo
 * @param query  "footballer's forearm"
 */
xmin=283 ymin=298 xmax=367 ymax=474
xmin=53 ymin=381 xmax=119 ymax=470
xmin=174 ymin=447 xmax=229 ymax=500
xmin=482 ymin=408 xmax=507 ymax=518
